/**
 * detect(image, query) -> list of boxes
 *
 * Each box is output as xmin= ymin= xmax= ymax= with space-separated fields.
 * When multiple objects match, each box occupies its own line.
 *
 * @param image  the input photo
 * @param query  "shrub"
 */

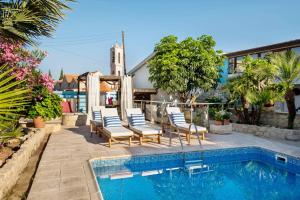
xmin=28 ymin=87 xmax=62 ymax=120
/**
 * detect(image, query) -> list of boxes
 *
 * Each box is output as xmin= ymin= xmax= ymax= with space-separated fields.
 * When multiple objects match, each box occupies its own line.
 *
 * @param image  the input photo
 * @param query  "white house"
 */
xmin=128 ymin=53 xmax=174 ymax=102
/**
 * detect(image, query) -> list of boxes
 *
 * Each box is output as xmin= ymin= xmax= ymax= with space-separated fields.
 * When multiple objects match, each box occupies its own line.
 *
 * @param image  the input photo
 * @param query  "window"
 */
xmin=228 ymin=57 xmax=235 ymax=74
xmin=292 ymin=47 xmax=300 ymax=55
xmin=118 ymin=52 xmax=121 ymax=64
xmin=111 ymin=49 xmax=115 ymax=63
xmin=250 ymin=54 xmax=258 ymax=59
xmin=236 ymin=56 xmax=244 ymax=72
xmin=260 ymin=51 xmax=272 ymax=58
xmin=118 ymin=71 xmax=120 ymax=76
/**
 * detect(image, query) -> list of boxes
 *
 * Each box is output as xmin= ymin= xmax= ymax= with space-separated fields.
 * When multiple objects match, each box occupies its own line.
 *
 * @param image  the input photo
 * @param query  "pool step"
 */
xmin=184 ymin=160 xmax=213 ymax=174
xmin=184 ymin=159 xmax=203 ymax=170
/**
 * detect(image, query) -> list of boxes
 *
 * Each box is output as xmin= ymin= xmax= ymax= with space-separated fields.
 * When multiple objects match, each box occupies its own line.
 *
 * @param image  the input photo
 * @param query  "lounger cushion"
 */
xmin=176 ymin=123 xmax=207 ymax=132
xmin=171 ymin=113 xmax=186 ymax=125
xmin=90 ymin=120 xmax=102 ymax=126
xmin=103 ymin=127 xmax=134 ymax=137
xmin=131 ymin=125 xmax=162 ymax=135
xmin=130 ymin=114 xmax=146 ymax=126
xmin=93 ymin=111 xmax=102 ymax=122
xmin=104 ymin=116 xmax=121 ymax=127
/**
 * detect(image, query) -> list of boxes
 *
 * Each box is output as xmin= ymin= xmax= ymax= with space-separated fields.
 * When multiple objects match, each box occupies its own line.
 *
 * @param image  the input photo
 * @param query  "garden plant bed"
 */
xmin=0 ymin=129 xmax=47 ymax=199
xmin=232 ymin=123 xmax=300 ymax=141
xmin=0 ymin=121 xmax=61 ymax=200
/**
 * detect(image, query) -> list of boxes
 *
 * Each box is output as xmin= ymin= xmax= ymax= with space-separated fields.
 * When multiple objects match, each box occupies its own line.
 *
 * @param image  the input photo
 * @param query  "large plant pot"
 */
xmin=223 ymin=119 xmax=230 ymax=125
xmin=215 ymin=120 xmax=223 ymax=126
xmin=33 ymin=116 xmax=45 ymax=128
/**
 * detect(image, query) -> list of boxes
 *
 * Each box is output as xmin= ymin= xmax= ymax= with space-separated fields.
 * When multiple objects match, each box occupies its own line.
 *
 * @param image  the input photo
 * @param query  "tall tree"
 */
xmin=48 ymin=69 xmax=52 ymax=77
xmin=271 ymin=50 xmax=300 ymax=129
xmin=0 ymin=0 xmax=73 ymax=45
xmin=148 ymin=35 xmax=224 ymax=102
xmin=59 ymin=68 xmax=64 ymax=80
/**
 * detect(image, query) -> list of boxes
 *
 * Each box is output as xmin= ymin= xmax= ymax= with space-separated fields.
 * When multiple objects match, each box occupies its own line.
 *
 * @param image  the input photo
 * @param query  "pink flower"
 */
xmin=39 ymin=73 xmax=54 ymax=91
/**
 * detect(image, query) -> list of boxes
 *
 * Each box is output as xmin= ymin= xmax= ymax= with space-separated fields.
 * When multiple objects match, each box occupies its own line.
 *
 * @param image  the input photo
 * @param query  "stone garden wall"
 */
xmin=260 ymin=111 xmax=300 ymax=129
xmin=0 ymin=122 xmax=61 ymax=199
xmin=232 ymin=123 xmax=300 ymax=141
xmin=62 ymin=113 xmax=87 ymax=126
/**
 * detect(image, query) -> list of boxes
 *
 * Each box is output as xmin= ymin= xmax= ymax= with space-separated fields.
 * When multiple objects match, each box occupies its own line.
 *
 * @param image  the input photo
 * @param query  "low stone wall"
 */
xmin=210 ymin=124 xmax=233 ymax=134
xmin=260 ymin=111 xmax=300 ymax=129
xmin=232 ymin=123 xmax=300 ymax=141
xmin=62 ymin=113 xmax=87 ymax=126
xmin=0 ymin=123 xmax=61 ymax=199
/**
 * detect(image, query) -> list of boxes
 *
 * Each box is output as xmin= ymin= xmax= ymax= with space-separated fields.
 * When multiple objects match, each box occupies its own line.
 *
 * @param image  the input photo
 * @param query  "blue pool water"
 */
xmin=91 ymin=147 xmax=300 ymax=200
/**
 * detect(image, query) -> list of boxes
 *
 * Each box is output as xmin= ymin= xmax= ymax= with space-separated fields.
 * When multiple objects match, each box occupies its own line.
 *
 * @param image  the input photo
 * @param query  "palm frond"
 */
xmin=0 ymin=65 xmax=29 ymax=123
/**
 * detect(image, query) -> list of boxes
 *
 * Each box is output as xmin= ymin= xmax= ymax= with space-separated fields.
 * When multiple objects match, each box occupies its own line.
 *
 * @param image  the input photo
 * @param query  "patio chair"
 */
xmin=101 ymin=108 xmax=134 ymax=147
xmin=126 ymin=108 xmax=162 ymax=145
xmin=166 ymin=107 xmax=207 ymax=144
xmin=90 ymin=106 xmax=105 ymax=136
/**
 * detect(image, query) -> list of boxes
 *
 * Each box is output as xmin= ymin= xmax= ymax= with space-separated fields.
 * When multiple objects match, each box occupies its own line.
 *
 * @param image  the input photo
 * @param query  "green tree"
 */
xmin=0 ymin=0 xmax=73 ymax=45
xmin=59 ymin=68 xmax=64 ymax=80
xmin=225 ymin=56 xmax=279 ymax=125
xmin=148 ymin=35 xmax=224 ymax=102
xmin=271 ymin=50 xmax=300 ymax=129
xmin=48 ymin=69 xmax=52 ymax=77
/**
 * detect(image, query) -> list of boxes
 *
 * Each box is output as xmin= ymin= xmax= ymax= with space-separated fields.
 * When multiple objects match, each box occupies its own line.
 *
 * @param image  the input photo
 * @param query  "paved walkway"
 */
xmin=27 ymin=126 xmax=300 ymax=200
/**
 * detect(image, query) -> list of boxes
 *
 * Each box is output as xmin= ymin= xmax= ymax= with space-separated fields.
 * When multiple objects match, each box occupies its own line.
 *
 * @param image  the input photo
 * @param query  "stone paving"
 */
xmin=27 ymin=126 xmax=300 ymax=200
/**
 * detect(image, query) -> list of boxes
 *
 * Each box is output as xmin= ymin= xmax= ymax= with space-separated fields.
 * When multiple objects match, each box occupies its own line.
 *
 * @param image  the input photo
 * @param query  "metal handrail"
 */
xmin=134 ymin=99 xmax=224 ymax=106
xmin=134 ymin=99 xmax=225 ymax=132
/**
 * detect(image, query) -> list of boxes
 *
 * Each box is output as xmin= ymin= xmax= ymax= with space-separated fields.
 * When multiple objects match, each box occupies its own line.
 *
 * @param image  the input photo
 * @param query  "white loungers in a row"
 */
xmin=92 ymin=107 xmax=161 ymax=147
xmin=91 ymin=107 xmax=207 ymax=147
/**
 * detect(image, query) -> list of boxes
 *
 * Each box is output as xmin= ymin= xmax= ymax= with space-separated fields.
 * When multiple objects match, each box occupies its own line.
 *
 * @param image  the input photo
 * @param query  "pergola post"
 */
xmin=77 ymin=78 xmax=80 ymax=112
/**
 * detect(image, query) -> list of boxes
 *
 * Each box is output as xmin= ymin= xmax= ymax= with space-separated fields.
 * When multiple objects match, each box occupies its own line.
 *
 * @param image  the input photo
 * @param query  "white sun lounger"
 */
xmin=126 ymin=108 xmax=162 ymax=145
xmin=101 ymin=108 xmax=134 ymax=147
xmin=90 ymin=106 xmax=105 ymax=135
xmin=166 ymin=107 xmax=207 ymax=144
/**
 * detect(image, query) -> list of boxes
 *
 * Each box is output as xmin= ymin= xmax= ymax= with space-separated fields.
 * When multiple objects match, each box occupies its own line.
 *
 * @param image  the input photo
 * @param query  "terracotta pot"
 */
xmin=223 ymin=119 xmax=230 ymax=125
xmin=215 ymin=120 xmax=223 ymax=125
xmin=33 ymin=116 xmax=45 ymax=128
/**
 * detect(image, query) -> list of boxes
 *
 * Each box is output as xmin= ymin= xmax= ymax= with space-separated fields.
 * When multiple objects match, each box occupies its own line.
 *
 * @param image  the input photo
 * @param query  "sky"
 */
xmin=38 ymin=0 xmax=300 ymax=79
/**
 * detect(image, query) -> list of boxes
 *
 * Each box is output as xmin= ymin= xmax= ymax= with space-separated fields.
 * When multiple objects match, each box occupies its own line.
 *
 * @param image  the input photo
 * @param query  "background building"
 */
xmin=129 ymin=39 xmax=300 ymax=114
xmin=110 ymin=43 xmax=124 ymax=76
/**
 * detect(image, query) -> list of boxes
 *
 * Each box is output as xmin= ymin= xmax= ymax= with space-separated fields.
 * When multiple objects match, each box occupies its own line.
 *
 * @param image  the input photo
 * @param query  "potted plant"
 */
xmin=214 ymin=111 xmax=223 ymax=125
xmin=28 ymin=86 xmax=62 ymax=128
xmin=223 ymin=111 xmax=231 ymax=125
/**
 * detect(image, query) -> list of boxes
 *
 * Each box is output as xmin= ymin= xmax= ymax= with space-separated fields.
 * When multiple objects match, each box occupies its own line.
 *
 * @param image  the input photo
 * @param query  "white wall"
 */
xmin=132 ymin=63 xmax=153 ymax=89
xmin=275 ymin=95 xmax=300 ymax=114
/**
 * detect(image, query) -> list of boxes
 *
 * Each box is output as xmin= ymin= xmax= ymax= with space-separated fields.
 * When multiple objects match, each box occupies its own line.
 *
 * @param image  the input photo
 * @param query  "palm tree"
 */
xmin=0 ymin=0 xmax=73 ymax=45
xmin=0 ymin=65 xmax=29 ymax=128
xmin=224 ymin=56 xmax=278 ymax=125
xmin=271 ymin=50 xmax=300 ymax=129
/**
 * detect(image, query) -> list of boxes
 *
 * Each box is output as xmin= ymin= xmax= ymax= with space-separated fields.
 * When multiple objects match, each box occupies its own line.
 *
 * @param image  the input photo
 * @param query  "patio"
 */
xmin=26 ymin=125 xmax=300 ymax=200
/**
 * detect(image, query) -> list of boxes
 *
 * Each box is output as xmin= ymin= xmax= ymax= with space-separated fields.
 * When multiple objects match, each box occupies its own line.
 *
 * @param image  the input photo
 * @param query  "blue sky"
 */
xmin=38 ymin=0 xmax=300 ymax=79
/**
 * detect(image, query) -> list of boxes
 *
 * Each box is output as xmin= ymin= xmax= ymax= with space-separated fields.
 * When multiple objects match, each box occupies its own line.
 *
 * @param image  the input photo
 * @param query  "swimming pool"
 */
xmin=90 ymin=147 xmax=300 ymax=200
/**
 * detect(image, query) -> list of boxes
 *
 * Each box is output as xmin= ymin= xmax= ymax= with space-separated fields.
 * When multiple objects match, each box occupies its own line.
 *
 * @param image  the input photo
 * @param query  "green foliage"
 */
xmin=48 ymin=69 xmax=52 ymax=77
xmin=148 ymin=35 xmax=224 ymax=101
xmin=0 ymin=121 xmax=23 ymax=143
xmin=59 ymin=68 xmax=64 ymax=80
xmin=214 ymin=110 xmax=231 ymax=121
xmin=205 ymin=96 xmax=223 ymax=119
xmin=214 ymin=111 xmax=224 ymax=121
xmin=28 ymin=87 xmax=62 ymax=120
xmin=224 ymin=56 xmax=279 ymax=125
xmin=0 ymin=0 xmax=73 ymax=45
xmin=270 ymin=50 xmax=300 ymax=129
xmin=0 ymin=65 xmax=29 ymax=127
